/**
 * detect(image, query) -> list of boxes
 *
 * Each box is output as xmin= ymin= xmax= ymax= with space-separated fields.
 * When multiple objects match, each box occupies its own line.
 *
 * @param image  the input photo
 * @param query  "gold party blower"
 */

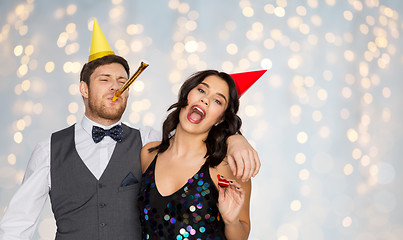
xmin=112 ymin=61 xmax=149 ymax=101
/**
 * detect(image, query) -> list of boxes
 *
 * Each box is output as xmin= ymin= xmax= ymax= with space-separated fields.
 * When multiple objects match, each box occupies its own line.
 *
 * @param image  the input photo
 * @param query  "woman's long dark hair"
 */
xmin=150 ymin=70 xmax=242 ymax=168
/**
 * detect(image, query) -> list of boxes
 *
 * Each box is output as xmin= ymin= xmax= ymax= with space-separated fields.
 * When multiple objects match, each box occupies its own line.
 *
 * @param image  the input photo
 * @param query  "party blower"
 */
xmin=112 ymin=61 xmax=149 ymax=101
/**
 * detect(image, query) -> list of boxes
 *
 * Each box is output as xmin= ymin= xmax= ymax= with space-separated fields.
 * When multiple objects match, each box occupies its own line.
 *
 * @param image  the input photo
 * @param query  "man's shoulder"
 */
xmin=52 ymin=124 xmax=76 ymax=135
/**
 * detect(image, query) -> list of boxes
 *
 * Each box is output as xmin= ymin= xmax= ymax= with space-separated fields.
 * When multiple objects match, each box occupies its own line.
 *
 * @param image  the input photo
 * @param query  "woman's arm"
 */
xmin=140 ymin=141 xmax=160 ymax=173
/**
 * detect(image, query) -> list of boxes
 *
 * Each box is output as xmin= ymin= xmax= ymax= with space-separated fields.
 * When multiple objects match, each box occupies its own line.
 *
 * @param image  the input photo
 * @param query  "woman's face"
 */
xmin=179 ymin=75 xmax=230 ymax=134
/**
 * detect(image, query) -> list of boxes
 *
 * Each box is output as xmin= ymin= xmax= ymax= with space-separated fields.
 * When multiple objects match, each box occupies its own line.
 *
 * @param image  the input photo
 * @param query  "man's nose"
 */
xmin=110 ymin=79 xmax=120 ymax=91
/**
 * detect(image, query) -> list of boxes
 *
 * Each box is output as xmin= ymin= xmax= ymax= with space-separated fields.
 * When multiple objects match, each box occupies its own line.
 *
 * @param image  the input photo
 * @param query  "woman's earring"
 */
xmin=215 ymin=123 xmax=219 ymax=127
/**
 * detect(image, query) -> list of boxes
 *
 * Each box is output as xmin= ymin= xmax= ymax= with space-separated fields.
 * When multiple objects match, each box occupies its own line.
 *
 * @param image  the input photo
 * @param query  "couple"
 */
xmin=0 ymin=19 xmax=263 ymax=240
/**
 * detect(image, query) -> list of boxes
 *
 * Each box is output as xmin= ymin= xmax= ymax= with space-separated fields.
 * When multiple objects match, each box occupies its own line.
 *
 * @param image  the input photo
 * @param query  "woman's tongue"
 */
xmin=187 ymin=110 xmax=203 ymax=124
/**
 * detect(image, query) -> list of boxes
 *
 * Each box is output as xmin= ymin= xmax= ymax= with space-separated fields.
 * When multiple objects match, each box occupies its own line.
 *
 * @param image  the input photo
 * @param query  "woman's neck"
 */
xmin=168 ymin=125 xmax=208 ymax=158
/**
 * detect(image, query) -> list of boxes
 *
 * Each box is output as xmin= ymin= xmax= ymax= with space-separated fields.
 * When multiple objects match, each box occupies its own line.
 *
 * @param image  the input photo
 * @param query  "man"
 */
xmin=0 ymin=19 xmax=260 ymax=240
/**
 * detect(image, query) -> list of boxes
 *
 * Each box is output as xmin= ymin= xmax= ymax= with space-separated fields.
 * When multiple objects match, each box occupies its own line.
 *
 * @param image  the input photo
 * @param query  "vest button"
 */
xmin=99 ymin=222 xmax=106 ymax=227
xmin=99 ymin=203 xmax=106 ymax=208
xmin=98 ymin=183 xmax=103 ymax=188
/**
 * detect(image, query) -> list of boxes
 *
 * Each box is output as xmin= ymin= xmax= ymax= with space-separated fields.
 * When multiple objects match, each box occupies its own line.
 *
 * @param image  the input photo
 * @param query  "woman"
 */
xmin=138 ymin=70 xmax=252 ymax=240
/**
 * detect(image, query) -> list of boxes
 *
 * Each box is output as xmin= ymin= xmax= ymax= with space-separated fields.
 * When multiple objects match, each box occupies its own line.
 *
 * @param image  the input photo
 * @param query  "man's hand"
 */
xmin=227 ymin=135 xmax=260 ymax=182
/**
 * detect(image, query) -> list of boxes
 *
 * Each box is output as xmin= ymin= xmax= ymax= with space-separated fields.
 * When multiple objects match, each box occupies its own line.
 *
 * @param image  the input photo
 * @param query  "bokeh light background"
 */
xmin=1 ymin=0 xmax=403 ymax=239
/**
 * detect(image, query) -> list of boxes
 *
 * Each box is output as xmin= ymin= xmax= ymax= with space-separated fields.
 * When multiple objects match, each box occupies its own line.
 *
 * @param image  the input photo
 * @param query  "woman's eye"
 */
xmin=214 ymin=99 xmax=222 ymax=105
xmin=198 ymin=88 xmax=205 ymax=93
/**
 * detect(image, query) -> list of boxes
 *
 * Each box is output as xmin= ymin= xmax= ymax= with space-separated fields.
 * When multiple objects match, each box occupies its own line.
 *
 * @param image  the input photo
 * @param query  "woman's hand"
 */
xmin=217 ymin=176 xmax=246 ymax=224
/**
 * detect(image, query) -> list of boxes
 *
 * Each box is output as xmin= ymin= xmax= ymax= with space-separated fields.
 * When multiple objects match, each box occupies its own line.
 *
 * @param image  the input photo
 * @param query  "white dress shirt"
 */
xmin=0 ymin=116 xmax=160 ymax=240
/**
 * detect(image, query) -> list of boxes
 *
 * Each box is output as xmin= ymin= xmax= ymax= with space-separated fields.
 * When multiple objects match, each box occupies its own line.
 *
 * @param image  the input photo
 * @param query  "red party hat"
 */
xmin=230 ymin=69 xmax=267 ymax=97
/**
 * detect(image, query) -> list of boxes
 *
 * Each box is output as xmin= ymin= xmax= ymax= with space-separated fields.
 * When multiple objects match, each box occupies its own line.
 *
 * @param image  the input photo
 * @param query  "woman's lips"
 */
xmin=187 ymin=105 xmax=206 ymax=124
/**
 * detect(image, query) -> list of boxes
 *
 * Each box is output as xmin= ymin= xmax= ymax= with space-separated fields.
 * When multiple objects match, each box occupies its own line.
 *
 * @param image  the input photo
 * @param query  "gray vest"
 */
xmin=49 ymin=124 xmax=142 ymax=240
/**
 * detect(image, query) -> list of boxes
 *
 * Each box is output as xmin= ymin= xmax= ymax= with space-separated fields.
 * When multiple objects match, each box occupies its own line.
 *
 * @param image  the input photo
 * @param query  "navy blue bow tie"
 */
xmin=92 ymin=125 xmax=123 ymax=143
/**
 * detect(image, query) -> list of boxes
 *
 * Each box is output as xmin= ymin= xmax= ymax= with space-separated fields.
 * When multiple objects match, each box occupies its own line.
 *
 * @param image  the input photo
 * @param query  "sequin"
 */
xmin=189 ymin=205 xmax=196 ymax=212
xmin=138 ymin=156 xmax=227 ymax=239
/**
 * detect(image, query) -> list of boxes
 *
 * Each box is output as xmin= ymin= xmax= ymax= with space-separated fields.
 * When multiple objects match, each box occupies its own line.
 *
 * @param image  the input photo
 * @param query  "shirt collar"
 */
xmin=81 ymin=115 xmax=122 ymax=137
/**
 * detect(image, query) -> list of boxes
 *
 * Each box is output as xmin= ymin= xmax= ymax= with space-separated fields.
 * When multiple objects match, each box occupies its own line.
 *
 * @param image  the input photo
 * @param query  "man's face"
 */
xmin=80 ymin=62 xmax=129 ymax=125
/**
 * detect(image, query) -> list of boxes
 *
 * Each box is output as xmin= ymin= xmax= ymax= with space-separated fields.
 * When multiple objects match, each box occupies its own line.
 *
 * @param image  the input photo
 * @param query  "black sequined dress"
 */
xmin=138 ymin=155 xmax=227 ymax=240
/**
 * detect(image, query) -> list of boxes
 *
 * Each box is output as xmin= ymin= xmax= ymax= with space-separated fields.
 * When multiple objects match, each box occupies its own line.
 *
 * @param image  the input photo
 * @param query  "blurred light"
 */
xmin=65 ymin=42 xmax=79 ymax=55
xmin=297 ymin=131 xmax=308 ymax=144
xmin=299 ymin=169 xmax=310 ymax=180
xmin=276 ymin=224 xmax=298 ymax=240
xmin=178 ymin=2 xmax=190 ymax=14
xmin=68 ymin=84 xmax=79 ymax=95
xmin=361 ymin=77 xmax=371 ymax=89
xmin=21 ymin=79 xmax=30 ymax=91
xmin=342 ymin=216 xmax=352 ymax=227
xmin=307 ymin=0 xmax=319 ymax=8
xmin=226 ymin=43 xmax=238 ymax=55
xmin=326 ymin=0 xmax=336 ymax=6
xmin=299 ymin=24 xmax=310 ymax=34
xmin=347 ymin=129 xmax=358 ymax=142
xmin=129 ymin=112 xmax=140 ymax=123
xmin=344 ymin=164 xmax=354 ymax=175
xmin=68 ymin=102 xmax=78 ymax=114
xmin=352 ymin=148 xmax=362 ymax=160
xmin=33 ymin=103 xmax=43 ymax=114
xmin=382 ymin=108 xmax=391 ymax=122
xmin=185 ymin=20 xmax=197 ymax=31
xmin=8 ymin=154 xmax=17 ymax=165
xmin=169 ymin=70 xmax=181 ymax=83
xmin=242 ymin=7 xmax=254 ymax=17
xmin=363 ymin=93 xmax=373 ymax=104
xmin=312 ymin=110 xmax=322 ymax=122
xmin=295 ymin=153 xmax=306 ymax=164
xmin=264 ymin=39 xmax=275 ymax=49
xmin=311 ymin=15 xmax=322 ymax=26
xmin=66 ymin=4 xmax=77 ymax=15
xmin=317 ymin=89 xmax=328 ymax=101
xmin=63 ymin=61 xmax=73 ymax=73
xmin=131 ymin=101 xmax=143 ymax=112
xmin=344 ymin=50 xmax=355 ymax=61
xmin=274 ymin=7 xmax=285 ymax=17
xmin=132 ymin=80 xmax=144 ymax=93
xmin=361 ymin=155 xmax=371 ymax=167
xmin=290 ymin=200 xmax=302 ymax=211
xmin=307 ymin=34 xmax=318 ymax=45
xmin=16 ymin=119 xmax=26 ymax=130
xmin=245 ymin=105 xmax=257 ymax=117
xmin=296 ymin=6 xmax=307 ymax=16
xmin=288 ymin=55 xmax=302 ymax=69
xmin=130 ymin=40 xmax=143 ymax=52
xmin=342 ymin=87 xmax=352 ymax=99
xmin=359 ymin=62 xmax=369 ymax=77
xmin=109 ymin=5 xmax=124 ymax=19
xmin=143 ymin=112 xmax=155 ymax=126
xmin=366 ymin=16 xmax=375 ymax=25
xmin=66 ymin=115 xmax=76 ymax=125
xmin=185 ymin=40 xmax=198 ymax=53
xmin=14 ymin=132 xmax=23 ymax=144
xmin=264 ymin=4 xmax=275 ymax=14
xmin=344 ymin=11 xmax=353 ymax=21
xmin=261 ymin=58 xmax=273 ymax=70
xmin=45 ymin=62 xmax=55 ymax=73
xmin=270 ymin=29 xmax=283 ymax=41
xmin=290 ymin=105 xmax=302 ymax=117
xmin=319 ymin=126 xmax=330 ymax=138
xmin=14 ymin=45 xmax=23 ymax=56
xmin=24 ymin=45 xmax=34 ymax=56
xmin=127 ymin=24 xmax=143 ymax=35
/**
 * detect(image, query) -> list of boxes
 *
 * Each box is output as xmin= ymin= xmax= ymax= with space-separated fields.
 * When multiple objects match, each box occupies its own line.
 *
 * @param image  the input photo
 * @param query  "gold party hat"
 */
xmin=88 ymin=19 xmax=115 ymax=62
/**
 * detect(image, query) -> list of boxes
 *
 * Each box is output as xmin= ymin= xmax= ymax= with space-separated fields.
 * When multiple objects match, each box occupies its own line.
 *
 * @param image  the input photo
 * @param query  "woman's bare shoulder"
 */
xmin=141 ymin=141 xmax=161 ymax=173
